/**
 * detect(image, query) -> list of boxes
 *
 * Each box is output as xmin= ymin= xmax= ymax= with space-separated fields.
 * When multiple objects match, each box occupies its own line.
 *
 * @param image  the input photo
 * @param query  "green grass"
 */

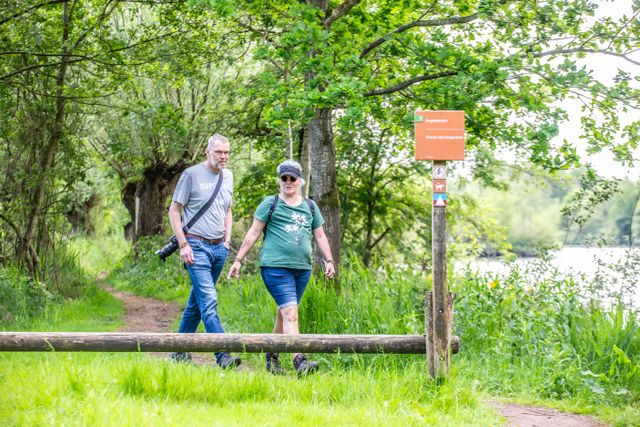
xmin=1 ymin=283 xmax=123 ymax=333
xmin=0 ymin=352 xmax=498 ymax=426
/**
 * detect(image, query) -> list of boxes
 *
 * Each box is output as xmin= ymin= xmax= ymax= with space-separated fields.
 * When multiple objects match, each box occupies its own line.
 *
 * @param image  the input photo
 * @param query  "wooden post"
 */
xmin=428 ymin=160 xmax=451 ymax=379
xmin=425 ymin=291 xmax=435 ymax=377
xmin=415 ymin=110 xmax=464 ymax=380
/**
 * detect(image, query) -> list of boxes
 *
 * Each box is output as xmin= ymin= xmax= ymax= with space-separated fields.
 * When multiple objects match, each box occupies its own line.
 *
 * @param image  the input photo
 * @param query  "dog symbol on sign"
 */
xmin=433 ymin=180 xmax=446 ymax=192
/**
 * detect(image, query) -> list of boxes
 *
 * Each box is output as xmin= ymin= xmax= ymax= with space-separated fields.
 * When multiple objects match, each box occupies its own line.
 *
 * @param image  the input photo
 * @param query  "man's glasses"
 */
xmin=214 ymin=150 xmax=231 ymax=156
xmin=280 ymin=175 xmax=297 ymax=183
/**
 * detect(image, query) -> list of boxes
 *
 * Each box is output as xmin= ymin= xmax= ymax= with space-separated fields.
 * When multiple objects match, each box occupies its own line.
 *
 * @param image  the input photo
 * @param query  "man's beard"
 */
xmin=209 ymin=158 xmax=225 ymax=169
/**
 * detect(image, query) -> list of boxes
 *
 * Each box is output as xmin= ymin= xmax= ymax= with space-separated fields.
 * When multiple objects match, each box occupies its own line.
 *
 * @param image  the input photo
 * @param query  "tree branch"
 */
xmin=360 ymin=13 xmax=479 ymax=58
xmin=324 ymin=0 xmax=360 ymax=29
xmin=363 ymin=70 xmax=458 ymax=97
xmin=533 ymin=47 xmax=640 ymax=66
xmin=369 ymin=226 xmax=391 ymax=250
xmin=0 ymin=212 xmax=21 ymax=237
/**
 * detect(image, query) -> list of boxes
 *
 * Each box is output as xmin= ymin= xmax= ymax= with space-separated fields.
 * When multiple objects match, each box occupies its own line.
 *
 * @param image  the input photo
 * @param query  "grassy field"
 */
xmin=1 ymin=237 xmax=639 ymax=426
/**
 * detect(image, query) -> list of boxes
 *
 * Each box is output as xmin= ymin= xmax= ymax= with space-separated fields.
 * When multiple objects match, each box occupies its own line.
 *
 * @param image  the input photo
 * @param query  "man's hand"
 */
xmin=180 ymin=245 xmax=194 ymax=265
xmin=227 ymin=260 xmax=242 ymax=278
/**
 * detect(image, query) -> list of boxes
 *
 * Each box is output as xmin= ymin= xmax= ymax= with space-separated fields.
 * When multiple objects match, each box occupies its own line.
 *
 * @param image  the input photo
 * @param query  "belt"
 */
xmin=185 ymin=233 xmax=224 ymax=245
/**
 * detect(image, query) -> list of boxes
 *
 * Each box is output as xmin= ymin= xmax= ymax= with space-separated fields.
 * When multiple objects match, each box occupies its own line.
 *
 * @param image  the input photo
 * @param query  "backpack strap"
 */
xmin=267 ymin=194 xmax=280 ymax=224
xmin=304 ymin=198 xmax=315 ymax=219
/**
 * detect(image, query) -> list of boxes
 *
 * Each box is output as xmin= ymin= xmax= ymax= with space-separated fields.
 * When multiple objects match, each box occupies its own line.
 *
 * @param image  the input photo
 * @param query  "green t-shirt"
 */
xmin=255 ymin=195 xmax=324 ymax=269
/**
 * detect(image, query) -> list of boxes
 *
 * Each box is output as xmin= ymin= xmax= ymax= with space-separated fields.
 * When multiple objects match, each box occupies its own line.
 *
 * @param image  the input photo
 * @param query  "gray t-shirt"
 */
xmin=172 ymin=164 xmax=233 ymax=239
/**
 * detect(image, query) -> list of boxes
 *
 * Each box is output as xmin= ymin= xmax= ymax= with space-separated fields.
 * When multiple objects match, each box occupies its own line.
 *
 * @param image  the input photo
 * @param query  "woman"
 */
xmin=228 ymin=160 xmax=335 ymax=376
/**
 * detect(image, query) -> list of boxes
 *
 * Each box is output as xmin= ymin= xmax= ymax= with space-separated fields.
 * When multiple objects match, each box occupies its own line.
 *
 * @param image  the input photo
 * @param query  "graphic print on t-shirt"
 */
xmin=284 ymin=212 xmax=308 ymax=246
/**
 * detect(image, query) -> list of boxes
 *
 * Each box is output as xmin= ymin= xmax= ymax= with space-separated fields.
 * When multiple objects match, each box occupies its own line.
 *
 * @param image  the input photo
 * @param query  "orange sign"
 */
xmin=415 ymin=110 xmax=465 ymax=160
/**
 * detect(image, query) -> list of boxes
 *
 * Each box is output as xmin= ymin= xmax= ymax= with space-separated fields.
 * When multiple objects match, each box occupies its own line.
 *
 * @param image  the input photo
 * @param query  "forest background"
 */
xmin=1 ymin=1 xmax=640 ymax=425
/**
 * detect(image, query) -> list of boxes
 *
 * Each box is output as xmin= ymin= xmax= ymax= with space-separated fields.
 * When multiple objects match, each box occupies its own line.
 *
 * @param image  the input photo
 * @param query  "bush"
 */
xmin=0 ymin=265 xmax=52 ymax=323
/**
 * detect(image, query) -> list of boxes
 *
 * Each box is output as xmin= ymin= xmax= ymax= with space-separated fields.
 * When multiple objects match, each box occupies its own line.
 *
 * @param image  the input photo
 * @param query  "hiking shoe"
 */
xmin=170 ymin=352 xmax=192 ymax=364
xmin=217 ymin=352 xmax=241 ymax=369
xmin=293 ymin=354 xmax=319 ymax=377
xmin=266 ymin=352 xmax=287 ymax=375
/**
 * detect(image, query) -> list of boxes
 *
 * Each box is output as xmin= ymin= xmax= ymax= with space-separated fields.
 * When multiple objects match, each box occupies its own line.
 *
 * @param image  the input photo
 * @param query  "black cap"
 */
xmin=278 ymin=164 xmax=302 ymax=179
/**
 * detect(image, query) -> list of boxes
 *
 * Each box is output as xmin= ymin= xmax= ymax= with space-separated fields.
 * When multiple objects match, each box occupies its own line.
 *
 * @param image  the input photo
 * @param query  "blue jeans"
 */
xmin=178 ymin=237 xmax=228 ymax=362
xmin=260 ymin=267 xmax=311 ymax=309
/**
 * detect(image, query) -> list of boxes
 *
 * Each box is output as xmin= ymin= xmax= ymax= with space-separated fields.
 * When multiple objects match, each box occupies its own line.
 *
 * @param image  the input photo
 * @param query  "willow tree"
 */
xmin=202 ymin=0 xmax=639 ymax=266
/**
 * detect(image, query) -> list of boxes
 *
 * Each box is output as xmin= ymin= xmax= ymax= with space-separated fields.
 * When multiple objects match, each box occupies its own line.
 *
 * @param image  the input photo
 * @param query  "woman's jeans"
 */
xmin=177 ymin=237 xmax=228 ymax=362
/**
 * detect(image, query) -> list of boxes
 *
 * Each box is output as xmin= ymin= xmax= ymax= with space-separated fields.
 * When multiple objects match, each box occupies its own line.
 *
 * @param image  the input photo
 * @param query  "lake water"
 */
xmin=454 ymin=246 xmax=640 ymax=308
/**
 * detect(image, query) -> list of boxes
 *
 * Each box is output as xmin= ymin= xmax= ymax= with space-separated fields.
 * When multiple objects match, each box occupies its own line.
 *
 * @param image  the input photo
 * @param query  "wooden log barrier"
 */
xmin=0 ymin=332 xmax=460 ymax=354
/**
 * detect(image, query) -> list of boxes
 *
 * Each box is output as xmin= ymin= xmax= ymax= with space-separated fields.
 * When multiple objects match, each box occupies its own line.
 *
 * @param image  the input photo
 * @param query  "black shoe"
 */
xmin=266 ymin=352 xmax=286 ymax=375
xmin=170 ymin=352 xmax=192 ymax=364
xmin=293 ymin=354 xmax=319 ymax=377
xmin=217 ymin=352 xmax=241 ymax=369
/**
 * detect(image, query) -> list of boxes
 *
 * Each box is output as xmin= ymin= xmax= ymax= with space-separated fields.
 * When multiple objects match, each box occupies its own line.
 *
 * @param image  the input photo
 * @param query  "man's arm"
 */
xmin=169 ymin=201 xmax=194 ymax=264
xmin=224 ymin=207 xmax=232 ymax=249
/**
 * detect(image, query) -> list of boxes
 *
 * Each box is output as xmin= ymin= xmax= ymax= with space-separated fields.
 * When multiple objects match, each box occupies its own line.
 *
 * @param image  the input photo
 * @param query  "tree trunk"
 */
xmin=17 ymin=3 xmax=71 ymax=271
xmin=122 ymin=163 xmax=184 ymax=241
xmin=308 ymin=108 xmax=341 ymax=266
xmin=121 ymin=182 xmax=137 ymax=241
xmin=300 ymin=127 xmax=311 ymax=198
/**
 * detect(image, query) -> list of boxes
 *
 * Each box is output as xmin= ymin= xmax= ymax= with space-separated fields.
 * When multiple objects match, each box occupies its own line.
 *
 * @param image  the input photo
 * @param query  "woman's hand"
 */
xmin=324 ymin=260 xmax=335 ymax=278
xmin=227 ymin=260 xmax=242 ymax=278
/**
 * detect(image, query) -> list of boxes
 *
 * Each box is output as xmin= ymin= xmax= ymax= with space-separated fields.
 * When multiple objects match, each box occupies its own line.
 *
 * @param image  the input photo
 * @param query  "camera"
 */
xmin=156 ymin=235 xmax=179 ymax=261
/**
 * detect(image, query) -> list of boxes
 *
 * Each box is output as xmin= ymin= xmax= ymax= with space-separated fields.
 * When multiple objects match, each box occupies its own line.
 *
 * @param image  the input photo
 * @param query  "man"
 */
xmin=168 ymin=134 xmax=240 ymax=368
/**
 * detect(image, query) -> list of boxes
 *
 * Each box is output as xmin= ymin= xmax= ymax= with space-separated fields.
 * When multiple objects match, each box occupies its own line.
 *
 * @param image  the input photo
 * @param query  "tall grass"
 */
xmin=453 ymin=256 xmax=640 ymax=406
xmin=0 ymin=244 xmax=93 ymax=323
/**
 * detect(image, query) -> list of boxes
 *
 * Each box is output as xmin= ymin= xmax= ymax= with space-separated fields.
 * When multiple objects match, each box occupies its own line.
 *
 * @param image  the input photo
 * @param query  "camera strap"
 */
xmin=183 ymin=169 xmax=224 ymax=232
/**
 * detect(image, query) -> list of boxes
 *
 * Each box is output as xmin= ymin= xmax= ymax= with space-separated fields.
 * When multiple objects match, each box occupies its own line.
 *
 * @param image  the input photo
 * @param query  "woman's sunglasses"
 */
xmin=280 ymin=175 xmax=298 ymax=183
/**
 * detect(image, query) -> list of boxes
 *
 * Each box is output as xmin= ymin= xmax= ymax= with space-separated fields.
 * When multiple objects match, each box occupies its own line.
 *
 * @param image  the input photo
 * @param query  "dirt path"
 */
xmin=488 ymin=401 xmax=605 ymax=426
xmin=105 ymin=285 xmax=605 ymax=426
xmin=106 ymin=286 xmax=220 ymax=366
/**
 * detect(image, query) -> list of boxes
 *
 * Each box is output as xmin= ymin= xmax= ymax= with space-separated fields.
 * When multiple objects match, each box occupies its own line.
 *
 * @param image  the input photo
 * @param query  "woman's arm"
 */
xmin=227 ymin=218 xmax=266 ymax=278
xmin=313 ymin=226 xmax=335 ymax=278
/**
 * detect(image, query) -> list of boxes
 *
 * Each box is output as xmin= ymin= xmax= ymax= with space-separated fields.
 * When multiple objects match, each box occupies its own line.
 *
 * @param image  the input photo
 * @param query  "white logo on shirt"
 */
xmin=285 ymin=212 xmax=308 ymax=246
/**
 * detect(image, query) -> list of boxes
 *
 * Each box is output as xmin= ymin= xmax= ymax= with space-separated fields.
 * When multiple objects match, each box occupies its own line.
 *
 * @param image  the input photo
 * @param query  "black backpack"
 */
xmin=264 ymin=194 xmax=316 ymax=235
